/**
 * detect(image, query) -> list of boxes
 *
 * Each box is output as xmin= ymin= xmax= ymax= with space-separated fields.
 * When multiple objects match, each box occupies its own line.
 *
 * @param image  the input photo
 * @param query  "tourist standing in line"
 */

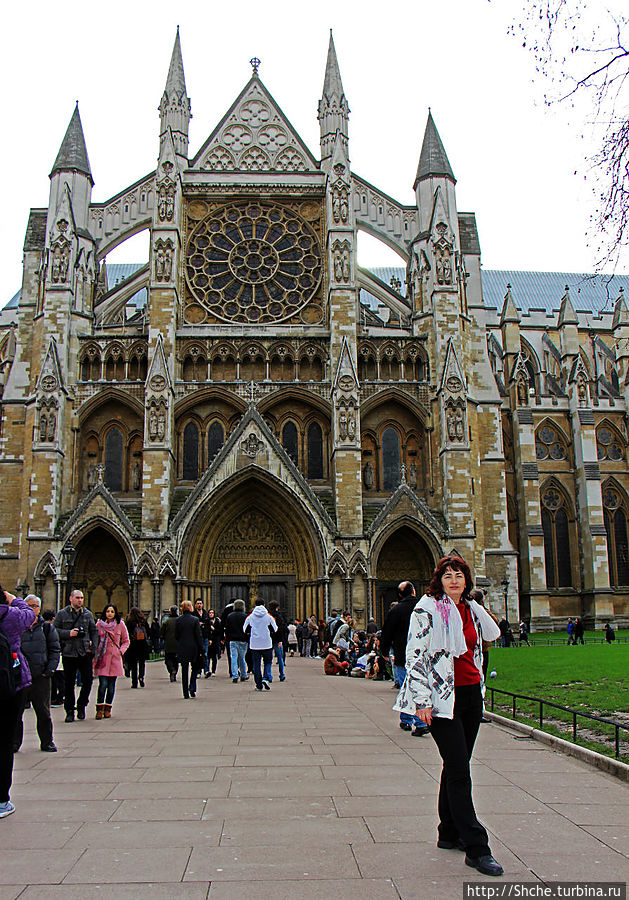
xmin=54 ymin=589 xmax=98 ymax=721
xmin=394 ymin=556 xmax=504 ymax=877
xmin=0 ymin=585 xmax=36 ymax=818
xmin=14 ymin=594 xmax=60 ymax=752
xmin=207 ymin=608 xmax=223 ymax=676
xmin=225 ymin=599 xmax=249 ymax=682
xmin=193 ymin=599 xmax=211 ymax=677
xmin=244 ymin=599 xmax=277 ymax=691
xmin=125 ymin=607 xmax=151 ymax=688
xmin=93 ymin=604 xmax=130 ymax=719
xmin=307 ymin=615 xmax=319 ymax=657
xmin=268 ymin=601 xmax=287 ymax=682
xmin=175 ymin=600 xmax=203 ymax=699
xmin=160 ymin=606 xmax=180 ymax=681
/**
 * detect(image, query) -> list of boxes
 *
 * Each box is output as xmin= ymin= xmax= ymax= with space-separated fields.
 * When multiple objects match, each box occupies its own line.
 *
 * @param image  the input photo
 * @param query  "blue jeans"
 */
xmin=201 ymin=638 xmax=209 ymax=674
xmin=230 ymin=641 xmax=248 ymax=680
xmin=394 ymin=665 xmax=426 ymax=730
xmin=271 ymin=643 xmax=285 ymax=681
xmin=251 ymin=648 xmax=273 ymax=689
xmin=97 ymin=675 xmax=117 ymax=704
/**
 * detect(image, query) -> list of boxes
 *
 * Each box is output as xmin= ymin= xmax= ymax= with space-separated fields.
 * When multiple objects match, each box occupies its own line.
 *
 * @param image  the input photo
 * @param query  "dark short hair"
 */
xmin=398 ymin=581 xmax=415 ymax=599
xmin=101 ymin=603 xmax=121 ymax=623
xmin=42 ymin=609 xmax=55 ymax=621
xmin=427 ymin=556 xmax=473 ymax=599
xmin=255 ymin=598 xmax=265 ymax=606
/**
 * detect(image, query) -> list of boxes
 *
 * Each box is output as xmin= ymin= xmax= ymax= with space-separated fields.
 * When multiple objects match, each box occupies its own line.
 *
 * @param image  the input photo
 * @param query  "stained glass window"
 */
xmin=182 ymin=422 xmax=199 ymax=480
xmin=541 ymin=488 xmax=572 ymax=588
xmin=382 ymin=427 xmax=401 ymax=491
xmin=282 ymin=422 xmax=298 ymax=465
xmin=104 ymin=428 xmax=123 ymax=492
xmin=307 ymin=423 xmax=323 ymax=479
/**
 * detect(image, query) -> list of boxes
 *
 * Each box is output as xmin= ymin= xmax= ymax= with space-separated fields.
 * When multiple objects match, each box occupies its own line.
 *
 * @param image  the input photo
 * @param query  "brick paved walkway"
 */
xmin=2 ymin=656 xmax=628 ymax=898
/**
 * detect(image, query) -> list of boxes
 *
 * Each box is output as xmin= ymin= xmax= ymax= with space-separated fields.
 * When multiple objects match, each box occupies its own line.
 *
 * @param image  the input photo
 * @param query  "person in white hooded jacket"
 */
xmin=243 ymin=599 xmax=278 ymax=691
xmin=394 ymin=555 xmax=503 ymax=878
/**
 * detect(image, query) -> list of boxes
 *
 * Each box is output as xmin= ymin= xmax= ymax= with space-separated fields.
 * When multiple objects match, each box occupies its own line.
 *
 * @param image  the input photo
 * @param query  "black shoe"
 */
xmin=279 ymin=676 xmax=286 ymax=681
xmin=411 ymin=726 xmax=430 ymax=737
xmin=205 ymin=673 xmax=211 ymax=679
xmin=76 ymin=707 xmax=86 ymax=720
xmin=189 ymin=690 xmax=196 ymax=698
xmin=232 ymin=678 xmax=239 ymax=683
xmin=437 ymin=838 xmax=465 ymax=851
xmin=399 ymin=722 xmax=412 ymax=731
xmin=240 ymin=675 xmax=249 ymax=681
xmin=255 ymin=686 xmax=263 ymax=692
xmin=139 ymin=679 xmax=145 ymax=687
xmin=65 ymin=713 xmax=74 ymax=723
xmin=41 ymin=743 xmax=57 ymax=752
xmin=262 ymin=680 xmax=270 ymax=690
xmin=131 ymin=684 xmax=138 ymax=689
xmin=12 ymin=746 xmax=20 ymax=753
xmin=465 ymin=854 xmax=504 ymax=877
xmin=480 ymin=716 xmax=491 ymax=723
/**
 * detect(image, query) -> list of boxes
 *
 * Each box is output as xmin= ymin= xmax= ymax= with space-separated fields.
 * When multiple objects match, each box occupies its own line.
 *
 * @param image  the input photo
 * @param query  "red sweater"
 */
xmin=453 ymin=602 xmax=480 ymax=686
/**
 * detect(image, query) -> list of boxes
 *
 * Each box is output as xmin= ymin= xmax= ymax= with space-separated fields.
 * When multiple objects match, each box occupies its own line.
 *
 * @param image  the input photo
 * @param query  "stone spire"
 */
xmin=414 ymin=111 xmax=455 ymax=188
xmin=50 ymin=104 xmax=93 ymax=184
xmin=318 ymin=30 xmax=349 ymax=164
xmin=159 ymin=27 xmax=192 ymax=160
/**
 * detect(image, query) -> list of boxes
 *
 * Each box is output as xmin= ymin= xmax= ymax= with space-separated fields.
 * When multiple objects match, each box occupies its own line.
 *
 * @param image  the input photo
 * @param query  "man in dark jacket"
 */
xmin=379 ymin=581 xmax=429 ymax=736
xmin=15 ymin=595 xmax=60 ymax=752
xmin=268 ymin=601 xmax=287 ymax=682
xmin=160 ymin=606 xmax=179 ymax=681
xmin=225 ymin=599 xmax=248 ymax=682
xmin=53 ymin=589 xmax=98 ymax=722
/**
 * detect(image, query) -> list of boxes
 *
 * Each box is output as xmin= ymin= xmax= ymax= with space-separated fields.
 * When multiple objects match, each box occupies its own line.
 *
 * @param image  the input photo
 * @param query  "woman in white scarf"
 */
xmin=394 ymin=556 xmax=503 ymax=877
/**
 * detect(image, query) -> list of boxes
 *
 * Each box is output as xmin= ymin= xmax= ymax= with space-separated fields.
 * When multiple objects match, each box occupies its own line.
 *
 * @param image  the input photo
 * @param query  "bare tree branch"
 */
xmin=507 ymin=1 xmax=629 ymax=271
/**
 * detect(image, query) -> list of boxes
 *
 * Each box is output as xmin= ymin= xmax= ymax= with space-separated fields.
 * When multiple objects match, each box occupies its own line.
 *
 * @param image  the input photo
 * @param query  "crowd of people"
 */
xmin=3 ymin=561 xmax=621 ymax=879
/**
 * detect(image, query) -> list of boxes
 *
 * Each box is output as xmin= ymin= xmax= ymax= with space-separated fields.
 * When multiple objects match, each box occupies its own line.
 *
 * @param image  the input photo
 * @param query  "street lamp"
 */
xmin=501 ymin=576 xmax=510 ymax=623
xmin=61 ymin=541 xmax=77 ymax=600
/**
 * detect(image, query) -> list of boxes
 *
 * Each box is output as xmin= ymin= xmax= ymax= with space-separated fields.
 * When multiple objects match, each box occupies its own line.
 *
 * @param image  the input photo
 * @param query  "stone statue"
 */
xmin=363 ymin=461 xmax=374 ymax=490
xmin=339 ymin=410 xmax=347 ymax=440
xmin=409 ymin=462 xmax=417 ymax=489
xmin=47 ymin=409 xmax=56 ymax=441
xmin=347 ymin=415 xmax=356 ymax=441
xmin=87 ymin=463 xmax=97 ymax=490
xmin=157 ymin=408 xmax=166 ymax=441
xmin=132 ymin=461 xmax=142 ymax=491
xmin=39 ymin=414 xmax=47 ymax=443
xmin=149 ymin=407 xmax=158 ymax=441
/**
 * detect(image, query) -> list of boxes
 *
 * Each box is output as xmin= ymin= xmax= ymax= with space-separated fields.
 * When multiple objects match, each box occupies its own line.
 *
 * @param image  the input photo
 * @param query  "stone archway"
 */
xmin=375 ymin=525 xmax=436 ymax=622
xmin=71 ymin=526 xmax=131 ymax=616
xmin=182 ymin=474 xmax=323 ymax=621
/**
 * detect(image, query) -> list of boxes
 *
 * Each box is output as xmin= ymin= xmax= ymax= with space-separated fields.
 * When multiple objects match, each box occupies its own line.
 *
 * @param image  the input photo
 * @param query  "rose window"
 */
xmin=185 ymin=201 xmax=322 ymax=324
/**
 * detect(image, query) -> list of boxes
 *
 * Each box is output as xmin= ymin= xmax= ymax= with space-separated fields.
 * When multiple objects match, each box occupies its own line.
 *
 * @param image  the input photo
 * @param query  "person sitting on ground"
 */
xmin=323 ymin=646 xmax=349 ymax=675
xmin=604 ymin=622 xmax=616 ymax=644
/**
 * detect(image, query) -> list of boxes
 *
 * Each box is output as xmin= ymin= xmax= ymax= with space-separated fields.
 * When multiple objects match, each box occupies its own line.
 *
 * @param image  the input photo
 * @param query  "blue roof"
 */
xmin=480 ymin=270 xmax=629 ymax=316
xmin=104 ymin=263 xmax=146 ymax=289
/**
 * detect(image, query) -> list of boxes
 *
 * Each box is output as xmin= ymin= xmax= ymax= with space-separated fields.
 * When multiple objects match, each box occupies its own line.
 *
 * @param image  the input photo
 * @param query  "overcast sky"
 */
xmin=3 ymin=0 xmax=624 ymax=304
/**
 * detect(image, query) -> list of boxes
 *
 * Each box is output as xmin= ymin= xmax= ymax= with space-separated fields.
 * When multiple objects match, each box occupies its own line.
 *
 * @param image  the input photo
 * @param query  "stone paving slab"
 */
xmin=6 ymin=654 xmax=629 ymax=895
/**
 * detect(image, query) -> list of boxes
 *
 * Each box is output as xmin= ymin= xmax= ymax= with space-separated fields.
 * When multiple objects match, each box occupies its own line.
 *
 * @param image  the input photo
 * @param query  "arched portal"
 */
xmin=182 ymin=474 xmax=324 ymax=621
xmin=374 ymin=525 xmax=436 ymax=622
xmin=71 ymin=526 xmax=131 ymax=615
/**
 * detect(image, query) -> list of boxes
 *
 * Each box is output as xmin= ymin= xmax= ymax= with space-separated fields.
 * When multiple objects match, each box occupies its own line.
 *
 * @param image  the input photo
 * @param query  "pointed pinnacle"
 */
xmin=50 ymin=104 xmax=93 ymax=182
xmin=415 ymin=111 xmax=455 ymax=186
xmin=323 ymin=30 xmax=344 ymax=99
xmin=165 ymin=27 xmax=187 ymax=98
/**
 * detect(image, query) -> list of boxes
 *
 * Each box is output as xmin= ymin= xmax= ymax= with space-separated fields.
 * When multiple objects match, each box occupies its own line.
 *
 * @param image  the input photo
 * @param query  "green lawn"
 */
xmin=485 ymin=641 xmax=629 ymax=762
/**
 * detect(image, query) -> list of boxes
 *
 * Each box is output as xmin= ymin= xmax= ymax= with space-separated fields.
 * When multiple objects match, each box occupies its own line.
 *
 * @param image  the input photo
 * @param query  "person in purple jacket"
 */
xmin=0 ymin=583 xmax=36 ymax=818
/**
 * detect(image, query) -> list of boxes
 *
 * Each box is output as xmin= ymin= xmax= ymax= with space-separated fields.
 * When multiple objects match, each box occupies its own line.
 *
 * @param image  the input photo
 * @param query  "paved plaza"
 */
xmin=2 ymin=656 xmax=629 ymax=898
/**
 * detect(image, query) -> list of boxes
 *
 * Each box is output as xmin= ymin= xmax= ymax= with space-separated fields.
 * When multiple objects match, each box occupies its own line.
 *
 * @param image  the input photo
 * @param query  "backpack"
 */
xmin=0 ymin=608 xmax=20 ymax=697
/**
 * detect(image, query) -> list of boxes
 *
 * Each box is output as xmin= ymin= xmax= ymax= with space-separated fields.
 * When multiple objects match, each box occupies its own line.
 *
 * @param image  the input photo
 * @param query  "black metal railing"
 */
xmin=486 ymin=687 xmax=629 ymax=759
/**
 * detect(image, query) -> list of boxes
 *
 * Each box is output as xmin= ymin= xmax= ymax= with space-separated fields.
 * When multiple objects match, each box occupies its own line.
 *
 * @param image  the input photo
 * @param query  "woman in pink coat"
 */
xmin=93 ymin=604 xmax=130 ymax=719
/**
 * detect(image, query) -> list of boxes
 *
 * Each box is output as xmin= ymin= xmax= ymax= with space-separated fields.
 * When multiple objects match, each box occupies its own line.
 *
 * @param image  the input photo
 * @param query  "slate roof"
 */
xmin=415 ymin=112 xmax=455 ymax=184
xmin=51 ymin=105 xmax=93 ymax=181
xmin=481 ymin=270 xmax=629 ymax=316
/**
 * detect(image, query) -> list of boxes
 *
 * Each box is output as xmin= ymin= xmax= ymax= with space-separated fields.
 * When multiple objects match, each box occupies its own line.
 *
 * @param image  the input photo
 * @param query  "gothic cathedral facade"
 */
xmin=1 ymin=32 xmax=628 ymax=629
